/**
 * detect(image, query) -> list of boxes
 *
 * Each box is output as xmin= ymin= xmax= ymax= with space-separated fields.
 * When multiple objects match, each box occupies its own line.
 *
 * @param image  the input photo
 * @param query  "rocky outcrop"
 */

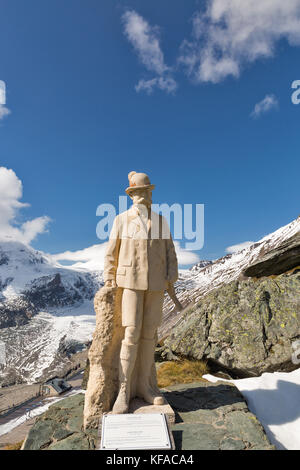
xmin=189 ymin=260 xmax=213 ymax=273
xmin=81 ymin=358 xmax=90 ymax=389
xmin=22 ymin=381 xmax=274 ymax=450
xmin=163 ymin=269 xmax=300 ymax=377
xmin=22 ymin=394 xmax=98 ymax=450
xmin=159 ymin=218 xmax=300 ymax=340
xmin=165 ymin=381 xmax=274 ymax=450
xmin=244 ymin=231 xmax=300 ymax=278
xmin=0 ymin=297 xmax=37 ymax=329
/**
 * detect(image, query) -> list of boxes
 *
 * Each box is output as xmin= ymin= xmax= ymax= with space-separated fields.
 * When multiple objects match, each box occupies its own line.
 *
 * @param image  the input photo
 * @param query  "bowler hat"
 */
xmin=125 ymin=171 xmax=155 ymax=195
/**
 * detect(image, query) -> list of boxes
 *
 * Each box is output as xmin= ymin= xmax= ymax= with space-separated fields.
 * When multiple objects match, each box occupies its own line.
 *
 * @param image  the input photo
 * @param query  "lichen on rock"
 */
xmin=22 ymin=394 xmax=98 ymax=450
xmin=163 ymin=270 xmax=300 ymax=377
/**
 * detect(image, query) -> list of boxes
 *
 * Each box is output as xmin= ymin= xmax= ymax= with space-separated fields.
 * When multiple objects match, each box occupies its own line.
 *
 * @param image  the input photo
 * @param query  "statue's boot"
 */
xmin=137 ymin=338 xmax=164 ymax=406
xmin=112 ymin=341 xmax=138 ymax=414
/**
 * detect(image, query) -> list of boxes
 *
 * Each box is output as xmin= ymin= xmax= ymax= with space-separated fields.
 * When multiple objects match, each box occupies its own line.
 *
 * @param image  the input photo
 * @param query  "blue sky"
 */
xmin=0 ymin=0 xmax=299 ymax=267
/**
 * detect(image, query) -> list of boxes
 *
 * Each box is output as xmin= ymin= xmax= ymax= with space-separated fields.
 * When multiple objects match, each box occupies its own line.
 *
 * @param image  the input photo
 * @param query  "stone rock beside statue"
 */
xmin=243 ymin=231 xmax=300 ymax=278
xmin=162 ymin=268 xmax=300 ymax=377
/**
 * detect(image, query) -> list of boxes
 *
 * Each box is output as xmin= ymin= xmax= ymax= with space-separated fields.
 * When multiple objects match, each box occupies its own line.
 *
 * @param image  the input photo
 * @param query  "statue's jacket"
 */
xmin=104 ymin=205 xmax=178 ymax=291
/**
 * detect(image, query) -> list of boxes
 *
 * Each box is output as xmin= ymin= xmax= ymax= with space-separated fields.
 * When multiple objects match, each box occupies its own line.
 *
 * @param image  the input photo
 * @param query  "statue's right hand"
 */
xmin=105 ymin=280 xmax=117 ymax=288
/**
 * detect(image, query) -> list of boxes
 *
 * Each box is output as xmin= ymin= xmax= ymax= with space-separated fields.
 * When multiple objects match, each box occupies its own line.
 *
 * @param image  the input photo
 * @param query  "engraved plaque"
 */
xmin=100 ymin=413 xmax=172 ymax=450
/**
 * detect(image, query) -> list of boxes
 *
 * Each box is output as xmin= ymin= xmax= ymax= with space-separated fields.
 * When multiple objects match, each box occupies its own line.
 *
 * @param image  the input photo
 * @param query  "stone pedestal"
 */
xmin=129 ymin=397 xmax=175 ymax=424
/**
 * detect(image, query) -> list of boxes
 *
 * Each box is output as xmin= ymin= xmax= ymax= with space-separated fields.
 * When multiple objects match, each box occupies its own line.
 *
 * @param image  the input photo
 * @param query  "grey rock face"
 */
xmin=163 ymin=270 xmax=300 ymax=377
xmin=22 ymin=394 xmax=98 ymax=450
xmin=160 ymin=219 xmax=300 ymax=341
xmin=0 ymin=251 xmax=9 ymax=266
xmin=0 ymin=297 xmax=37 ymax=329
xmin=189 ymin=260 xmax=213 ymax=273
xmin=244 ymin=231 xmax=300 ymax=278
xmin=165 ymin=381 xmax=274 ymax=450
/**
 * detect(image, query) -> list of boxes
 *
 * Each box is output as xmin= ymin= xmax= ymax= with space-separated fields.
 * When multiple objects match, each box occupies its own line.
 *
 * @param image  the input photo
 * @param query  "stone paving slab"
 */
xmin=162 ymin=381 xmax=274 ymax=450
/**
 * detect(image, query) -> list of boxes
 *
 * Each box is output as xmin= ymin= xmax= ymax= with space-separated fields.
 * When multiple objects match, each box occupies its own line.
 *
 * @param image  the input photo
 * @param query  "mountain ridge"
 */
xmin=0 ymin=216 xmax=299 ymax=385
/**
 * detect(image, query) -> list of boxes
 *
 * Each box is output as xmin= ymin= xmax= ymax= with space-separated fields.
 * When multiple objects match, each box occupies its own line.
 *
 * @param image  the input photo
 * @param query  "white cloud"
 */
xmin=226 ymin=241 xmax=254 ymax=254
xmin=251 ymin=94 xmax=279 ymax=118
xmin=135 ymin=76 xmax=177 ymax=94
xmin=0 ymin=81 xmax=10 ymax=120
xmin=52 ymin=244 xmax=108 ymax=271
xmin=122 ymin=10 xmax=177 ymax=94
xmin=0 ymin=105 xmax=10 ymax=120
xmin=20 ymin=217 xmax=51 ymax=245
xmin=52 ymin=240 xmax=199 ymax=271
xmin=0 ymin=81 xmax=6 ymax=104
xmin=0 ymin=167 xmax=50 ymax=244
xmin=174 ymin=241 xmax=200 ymax=265
xmin=122 ymin=10 xmax=168 ymax=75
xmin=179 ymin=0 xmax=300 ymax=83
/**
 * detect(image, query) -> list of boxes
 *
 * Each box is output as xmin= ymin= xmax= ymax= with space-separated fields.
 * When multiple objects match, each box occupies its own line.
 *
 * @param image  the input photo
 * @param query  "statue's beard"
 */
xmin=134 ymin=197 xmax=151 ymax=206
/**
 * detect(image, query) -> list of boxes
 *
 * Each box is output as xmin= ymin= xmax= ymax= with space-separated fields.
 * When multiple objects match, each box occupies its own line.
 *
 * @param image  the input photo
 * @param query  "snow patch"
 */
xmin=203 ymin=368 xmax=300 ymax=450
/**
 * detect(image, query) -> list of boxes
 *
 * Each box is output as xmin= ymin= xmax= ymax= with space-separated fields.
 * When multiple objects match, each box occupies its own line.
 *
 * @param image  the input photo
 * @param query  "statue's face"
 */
xmin=131 ymin=188 xmax=152 ymax=207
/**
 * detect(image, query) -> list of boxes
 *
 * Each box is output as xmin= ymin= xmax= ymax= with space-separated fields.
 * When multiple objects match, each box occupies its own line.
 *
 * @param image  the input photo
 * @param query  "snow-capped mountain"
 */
xmin=0 ymin=241 xmax=103 ymax=385
xmin=0 ymin=216 xmax=299 ymax=386
xmin=159 ymin=216 xmax=300 ymax=339
xmin=189 ymin=260 xmax=213 ymax=273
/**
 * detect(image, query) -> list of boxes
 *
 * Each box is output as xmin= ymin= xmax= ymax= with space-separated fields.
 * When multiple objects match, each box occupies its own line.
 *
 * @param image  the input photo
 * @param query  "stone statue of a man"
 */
xmin=103 ymin=171 xmax=178 ymax=414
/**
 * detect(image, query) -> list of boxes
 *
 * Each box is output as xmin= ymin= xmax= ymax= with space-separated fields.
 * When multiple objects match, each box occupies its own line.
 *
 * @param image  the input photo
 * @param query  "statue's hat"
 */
xmin=125 ymin=171 xmax=155 ymax=195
